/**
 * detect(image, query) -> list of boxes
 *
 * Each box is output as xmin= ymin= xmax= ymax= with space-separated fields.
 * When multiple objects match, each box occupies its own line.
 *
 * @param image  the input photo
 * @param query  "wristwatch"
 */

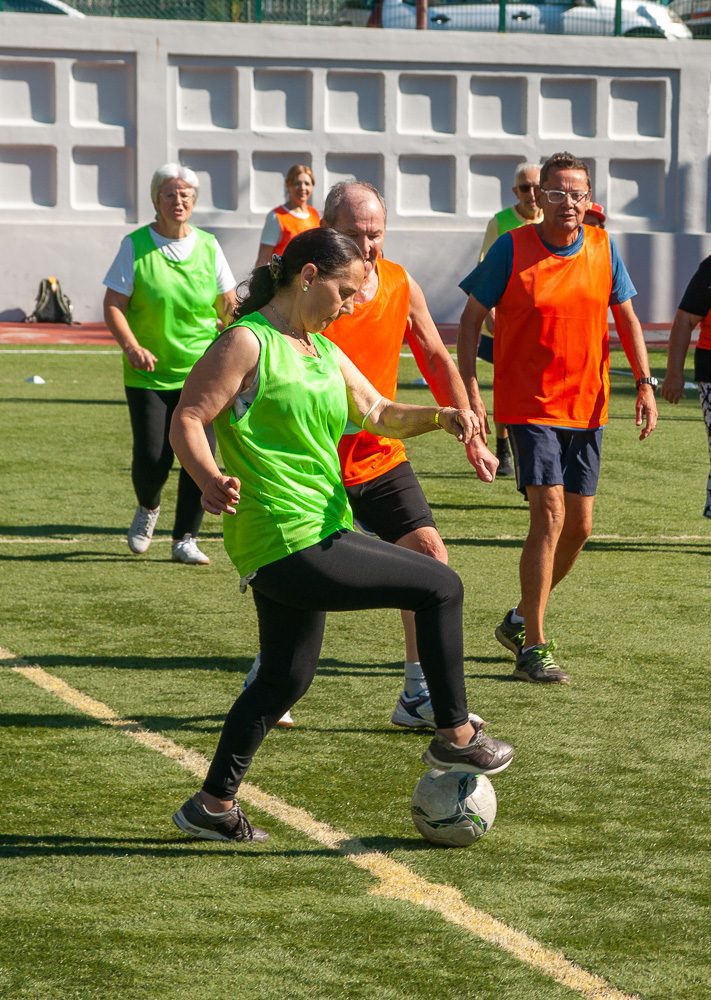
xmin=636 ymin=376 xmax=658 ymax=392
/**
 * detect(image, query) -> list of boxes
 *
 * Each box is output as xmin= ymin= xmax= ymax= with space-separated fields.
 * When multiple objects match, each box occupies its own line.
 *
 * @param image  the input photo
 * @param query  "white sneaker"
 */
xmin=127 ymin=505 xmax=160 ymax=554
xmin=171 ymin=534 xmax=210 ymax=565
xmin=243 ymin=653 xmax=295 ymax=728
xmin=391 ymin=691 xmax=484 ymax=731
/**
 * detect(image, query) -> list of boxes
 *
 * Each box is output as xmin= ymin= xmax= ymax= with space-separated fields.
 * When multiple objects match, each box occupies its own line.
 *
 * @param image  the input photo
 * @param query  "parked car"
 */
xmin=669 ymin=0 xmax=711 ymax=35
xmin=374 ymin=0 xmax=691 ymax=37
xmin=0 ymin=0 xmax=85 ymax=14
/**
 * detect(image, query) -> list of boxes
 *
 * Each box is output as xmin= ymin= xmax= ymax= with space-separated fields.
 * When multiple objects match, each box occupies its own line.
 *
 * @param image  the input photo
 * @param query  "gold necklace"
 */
xmin=268 ymin=303 xmax=319 ymax=358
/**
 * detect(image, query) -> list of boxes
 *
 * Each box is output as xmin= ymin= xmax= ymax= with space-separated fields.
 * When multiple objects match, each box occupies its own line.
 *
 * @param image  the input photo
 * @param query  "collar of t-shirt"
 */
xmin=539 ymin=226 xmax=584 ymax=257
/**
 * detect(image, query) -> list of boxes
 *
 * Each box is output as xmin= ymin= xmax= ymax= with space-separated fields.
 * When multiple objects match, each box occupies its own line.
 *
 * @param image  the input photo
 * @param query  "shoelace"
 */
xmin=531 ymin=640 xmax=558 ymax=669
xmin=226 ymin=804 xmax=255 ymax=840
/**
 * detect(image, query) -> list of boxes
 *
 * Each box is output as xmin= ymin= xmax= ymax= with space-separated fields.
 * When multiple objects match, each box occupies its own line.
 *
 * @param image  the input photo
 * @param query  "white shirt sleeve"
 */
xmin=214 ymin=241 xmax=236 ymax=294
xmin=259 ymin=210 xmax=282 ymax=248
xmin=103 ymin=236 xmax=136 ymax=296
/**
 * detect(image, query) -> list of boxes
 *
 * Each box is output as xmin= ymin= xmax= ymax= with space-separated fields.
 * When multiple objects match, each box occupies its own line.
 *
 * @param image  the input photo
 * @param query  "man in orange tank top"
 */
xmin=243 ymin=180 xmax=498 ymax=729
xmin=319 ymin=181 xmax=498 ymax=727
xmin=457 ymin=152 xmax=658 ymax=684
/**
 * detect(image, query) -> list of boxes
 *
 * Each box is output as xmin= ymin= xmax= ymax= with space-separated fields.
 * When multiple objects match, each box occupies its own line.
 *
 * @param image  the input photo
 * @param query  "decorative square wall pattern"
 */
xmin=325 ymin=72 xmax=384 ymax=133
xmin=397 ymin=155 xmax=455 ymax=215
xmin=539 ymin=78 xmax=595 ymax=138
xmin=0 ymin=61 xmax=54 ymax=125
xmin=179 ymin=149 xmax=238 ymax=211
xmin=469 ymin=76 xmax=526 ymax=136
xmin=0 ymin=146 xmax=56 ymax=207
xmin=177 ymin=67 xmax=238 ymax=131
xmin=469 ymin=157 xmax=523 ymax=215
xmin=251 ymin=151 xmax=312 ymax=212
xmin=325 ymin=153 xmax=384 ymax=192
xmin=71 ymin=146 xmax=135 ymax=210
xmin=397 ymin=74 xmax=456 ymax=135
xmin=71 ymin=60 xmax=134 ymax=128
xmin=252 ymin=70 xmax=312 ymax=131
xmin=609 ymin=159 xmax=665 ymax=222
xmin=609 ymin=80 xmax=666 ymax=139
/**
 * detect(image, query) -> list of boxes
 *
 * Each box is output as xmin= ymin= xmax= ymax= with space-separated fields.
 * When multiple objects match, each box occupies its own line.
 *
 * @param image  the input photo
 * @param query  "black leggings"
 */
xmin=202 ymin=530 xmax=469 ymax=799
xmin=124 ymin=386 xmax=216 ymax=540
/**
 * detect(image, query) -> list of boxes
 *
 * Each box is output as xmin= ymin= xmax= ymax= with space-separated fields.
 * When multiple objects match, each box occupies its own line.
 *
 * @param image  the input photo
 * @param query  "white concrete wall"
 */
xmin=0 ymin=14 xmax=710 ymax=323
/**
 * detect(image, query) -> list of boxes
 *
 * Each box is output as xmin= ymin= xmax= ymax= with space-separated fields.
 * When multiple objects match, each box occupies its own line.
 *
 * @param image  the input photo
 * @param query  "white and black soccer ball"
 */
xmin=412 ymin=769 xmax=497 ymax=847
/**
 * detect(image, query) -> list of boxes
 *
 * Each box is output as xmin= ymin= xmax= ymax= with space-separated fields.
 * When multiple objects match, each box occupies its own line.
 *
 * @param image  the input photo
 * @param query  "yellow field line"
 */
xmin=1 ymin=647 xmax=638 ymax=1000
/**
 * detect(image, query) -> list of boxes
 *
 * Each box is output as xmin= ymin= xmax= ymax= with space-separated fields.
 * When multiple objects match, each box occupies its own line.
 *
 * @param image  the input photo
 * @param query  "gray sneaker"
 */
xmin=422 ymin=721 xmax=514 ymax=776
xmin=513 ymin=640 xmax=570 ymax=684
xmin=127 ymin=504 xmax=160 ymax=554
xmin=173 ymin=794 xmax=268 ymax=842
xmin=495 ymin=609 xmax=526 ymax=656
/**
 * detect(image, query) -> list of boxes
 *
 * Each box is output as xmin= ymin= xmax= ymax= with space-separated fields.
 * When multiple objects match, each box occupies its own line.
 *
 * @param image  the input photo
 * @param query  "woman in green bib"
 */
xmin=170 ymin=228 xmax=514 ymax=843
xmin=103 ymin=163 xmax=237 ymax=565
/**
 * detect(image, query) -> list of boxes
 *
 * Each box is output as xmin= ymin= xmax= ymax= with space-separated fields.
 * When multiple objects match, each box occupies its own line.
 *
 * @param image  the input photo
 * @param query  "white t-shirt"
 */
xmin=259 ymin=205 xmax=312 ymax=246
xmin=103 ymin=227 xmax=236 ymax=297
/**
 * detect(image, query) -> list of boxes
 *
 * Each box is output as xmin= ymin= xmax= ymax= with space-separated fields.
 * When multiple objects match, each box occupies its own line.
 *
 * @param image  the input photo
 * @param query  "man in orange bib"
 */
xmin=457 ymin=152 xmax=657 ymax=684
xmin=247 ymin=180 xmax=498 ymax=728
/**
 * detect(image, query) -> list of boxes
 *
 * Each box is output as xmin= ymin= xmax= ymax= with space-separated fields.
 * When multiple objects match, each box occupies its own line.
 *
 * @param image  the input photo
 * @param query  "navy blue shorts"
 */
xmin=508 ymin=424 xmax=603 ymax=497
xmin=477 ymin=333 xmax=494 ymax=364
xmin=345 ymin=461 xmax=437 ymax=544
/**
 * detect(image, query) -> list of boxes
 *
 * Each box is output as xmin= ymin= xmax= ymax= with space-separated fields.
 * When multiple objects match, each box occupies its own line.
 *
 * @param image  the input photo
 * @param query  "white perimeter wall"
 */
xmin=1 ymin=14 xmax=710 ymax=323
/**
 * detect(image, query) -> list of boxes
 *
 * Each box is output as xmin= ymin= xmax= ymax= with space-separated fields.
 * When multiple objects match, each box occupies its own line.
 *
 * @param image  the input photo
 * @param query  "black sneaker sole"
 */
xmin=512 ymin=667 xmax=571 ymax=684
xmin=421 ymin=748 xmax=513 ymax=777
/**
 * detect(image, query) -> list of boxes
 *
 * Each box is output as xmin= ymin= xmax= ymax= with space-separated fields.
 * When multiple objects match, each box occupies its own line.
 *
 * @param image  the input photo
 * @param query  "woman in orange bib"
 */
xmin=255 ymin=164 xmax=320 ymax=267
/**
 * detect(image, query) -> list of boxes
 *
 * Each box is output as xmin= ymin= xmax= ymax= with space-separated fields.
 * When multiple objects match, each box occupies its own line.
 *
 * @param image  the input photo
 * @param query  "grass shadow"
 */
xmin=0 ymin=834 xmax=334 ymax=860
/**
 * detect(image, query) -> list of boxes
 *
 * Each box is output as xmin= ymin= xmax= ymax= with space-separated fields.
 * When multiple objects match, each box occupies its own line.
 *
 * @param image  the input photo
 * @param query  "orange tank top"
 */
xmin=698 ymin=311 xmax=711 ymax=351
xmin=494 ymin=225 xmax=613 ymax=428
xmin=273 ymin=205 xmax=320 ymax=256
xmin=324 ymin=259 xmax=411 ymax=485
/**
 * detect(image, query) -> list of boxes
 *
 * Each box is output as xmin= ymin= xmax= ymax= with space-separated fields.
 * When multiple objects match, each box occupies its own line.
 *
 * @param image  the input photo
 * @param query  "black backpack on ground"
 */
xmin=25 ymin=276 xmax=75 ymax=325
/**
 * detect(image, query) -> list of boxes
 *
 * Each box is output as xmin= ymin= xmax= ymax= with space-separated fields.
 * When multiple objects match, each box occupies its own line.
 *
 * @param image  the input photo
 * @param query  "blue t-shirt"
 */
xmin=459 ymin=226 xmax=636 ymax=310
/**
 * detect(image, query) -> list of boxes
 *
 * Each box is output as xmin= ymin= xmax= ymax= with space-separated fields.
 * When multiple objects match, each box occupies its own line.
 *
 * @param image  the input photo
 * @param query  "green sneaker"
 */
xmin=495 ymin=609 xmax=526 ymax=656
xmin=513 ymin=641 xmax=570 ymax=684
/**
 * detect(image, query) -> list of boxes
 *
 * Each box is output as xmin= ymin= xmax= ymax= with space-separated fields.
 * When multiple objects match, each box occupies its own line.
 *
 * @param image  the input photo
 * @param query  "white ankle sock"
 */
xmin=510 ymin=607 xmax=524 ymax=624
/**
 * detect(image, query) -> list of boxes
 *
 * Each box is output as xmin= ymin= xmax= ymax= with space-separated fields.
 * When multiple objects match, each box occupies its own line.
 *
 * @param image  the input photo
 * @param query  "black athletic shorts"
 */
xmin=345 ymin=461 xmax=437 ymax=544
xmin=695 ymin=347 xmax=711 ymax=383
xmin=509 ymin=424 xmax=603 ymax=497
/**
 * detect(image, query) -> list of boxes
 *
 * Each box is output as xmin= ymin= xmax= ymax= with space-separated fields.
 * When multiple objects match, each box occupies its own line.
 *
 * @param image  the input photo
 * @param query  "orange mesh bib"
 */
xmin=698 ymin=311 xmax=711 ymax=351
xmin=325 ymin=259 xmax=410 ymax=485
xmin=494 ymin=225 xmax=613 ymax=428
xmin=273 ymin=205 xmax=320 ymax=256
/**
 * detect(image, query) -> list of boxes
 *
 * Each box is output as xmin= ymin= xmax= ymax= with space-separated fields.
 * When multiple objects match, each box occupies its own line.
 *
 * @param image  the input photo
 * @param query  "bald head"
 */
xmin=322 ymin=181 xmax=386 ymax=277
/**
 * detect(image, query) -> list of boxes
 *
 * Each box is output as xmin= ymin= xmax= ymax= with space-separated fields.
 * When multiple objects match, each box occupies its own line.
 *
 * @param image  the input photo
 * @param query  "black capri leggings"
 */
xmin=202 ymin=530 xmax=469 ymax=799
xmin=124 ymin=386 xmax=216 ymax=539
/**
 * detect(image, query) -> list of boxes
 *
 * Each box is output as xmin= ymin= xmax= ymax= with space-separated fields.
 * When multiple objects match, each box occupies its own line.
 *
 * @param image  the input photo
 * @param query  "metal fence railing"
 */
xmin=2 ymin=0 xmax=709 ymax=35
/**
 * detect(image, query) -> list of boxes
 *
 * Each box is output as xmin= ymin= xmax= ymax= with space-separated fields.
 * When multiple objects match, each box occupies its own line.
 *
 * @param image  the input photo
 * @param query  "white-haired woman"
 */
xmin=103 ymin=162 xmax=237 ymax=564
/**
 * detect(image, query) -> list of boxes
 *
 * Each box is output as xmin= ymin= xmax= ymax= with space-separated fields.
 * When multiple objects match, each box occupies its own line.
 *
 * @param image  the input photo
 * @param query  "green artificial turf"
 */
xmin=0 ymin=346 xmax=708 ymax=999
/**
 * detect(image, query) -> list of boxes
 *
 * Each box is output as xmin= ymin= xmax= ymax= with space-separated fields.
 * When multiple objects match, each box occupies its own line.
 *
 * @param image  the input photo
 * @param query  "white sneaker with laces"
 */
xmin=391 ymin=691 xmax=484 ymax=731
xmin=127 ymin=505 xmax=160 ymax=554
xmin=171 ymin=534 xmax=210 ymax=565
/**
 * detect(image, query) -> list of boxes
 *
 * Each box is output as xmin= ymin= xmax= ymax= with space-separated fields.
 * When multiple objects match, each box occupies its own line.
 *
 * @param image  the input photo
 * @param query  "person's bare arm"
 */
xmin=457 ymin=295 xmax=492 ymax=441
xmin=169 ymin=328 xmax=259 ymax=514
xmin=662 ymin=309 xmax=700 ymax=403
xmin=103 ymin=288 xmax=157 ymax=372
xmin=611 ymin=299 xmax=658 ymax=440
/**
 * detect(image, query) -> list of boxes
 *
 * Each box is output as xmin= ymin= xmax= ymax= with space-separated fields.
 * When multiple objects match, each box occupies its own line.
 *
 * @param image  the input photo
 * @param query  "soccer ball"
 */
xmin=411 ymin=769 xmax=497 ymax=847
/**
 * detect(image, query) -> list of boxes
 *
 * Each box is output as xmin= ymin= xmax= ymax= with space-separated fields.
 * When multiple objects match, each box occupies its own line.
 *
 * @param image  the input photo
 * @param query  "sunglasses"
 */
xmin=516 ymin=183 xmax=536 ymax=193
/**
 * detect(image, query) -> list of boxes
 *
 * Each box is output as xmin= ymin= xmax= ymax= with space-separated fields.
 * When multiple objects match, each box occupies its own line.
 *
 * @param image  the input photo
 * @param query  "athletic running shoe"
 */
xmin=173 ymin=794 xmax=268 ymax=842
xmin=243 ymin=658 xmax=294 ymax=729
xmin=127 ymin=504 xmax=160 ymax=554
xmin=391 ymin=692 xmax=436 ymax=729
xmin=171 ymin=534 xmax=210 ymax=565
xmin=703 ymin=503 xmax=711 ymax=519
xmin=495 ymin=609 xmax=526 ymax=656
xmin=422 ymin=721 xmax=514 ymax=777
xmin=513 ymin=640 xmax=570 ymax=684
xmin=496 ymin=438 xmax=514 ymax=478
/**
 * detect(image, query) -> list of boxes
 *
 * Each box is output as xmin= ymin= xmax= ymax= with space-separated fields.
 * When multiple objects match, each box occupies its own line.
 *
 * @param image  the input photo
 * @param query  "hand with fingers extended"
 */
xmin=202 ymin=474 xmax=241 ymax=516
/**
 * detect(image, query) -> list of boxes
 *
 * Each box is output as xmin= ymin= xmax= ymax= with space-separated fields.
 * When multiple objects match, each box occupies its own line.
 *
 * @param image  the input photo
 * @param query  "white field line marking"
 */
xmin=0 ymin=533 xmax=707 ymax=546
xmin=0 ymin=349 xmax=120 ymax=355
xmin=2 ymin=647 xmax=638 ymax=1000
